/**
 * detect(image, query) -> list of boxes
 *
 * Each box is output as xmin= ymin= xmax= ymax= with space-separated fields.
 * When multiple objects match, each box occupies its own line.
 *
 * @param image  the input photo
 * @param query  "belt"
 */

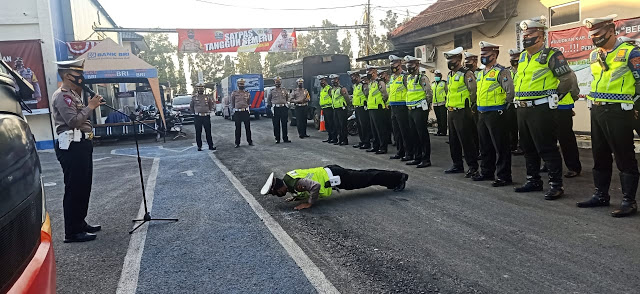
xmin=83 ymin=132 xmax=94 ymax=140
xmin=234 ymin=108 xmax=249 ymax=112
xmin=354 ymin=106 xmax=365 ymax=108
xmin=516 ymin=97 xmax=549 ymax=108
xmin=197 ymin=113 xmax=210 ymax=116
xmin=592 ymin=101 xmax=619 ymax=106
xmin=273 ymin=104 xmax=286 ymax=107
xmin=407 ymin=105 xmax=424 ymax=110
xmin=515 ymin=89 xmax=558 ymax=97
xmin=432 ymin=101 xmax=445 ymax=106
xmin=295 ymin=103 xmax=308 ymax=106
xmin=447 ymin=107 xmax=465 ymax=111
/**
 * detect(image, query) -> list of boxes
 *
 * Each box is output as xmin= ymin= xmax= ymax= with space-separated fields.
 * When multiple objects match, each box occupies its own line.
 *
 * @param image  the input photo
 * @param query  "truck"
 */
xmin=275 ymin=54 xmax=352 ymax=129
xmin=220 ymin=74 xmax=266 ymax=120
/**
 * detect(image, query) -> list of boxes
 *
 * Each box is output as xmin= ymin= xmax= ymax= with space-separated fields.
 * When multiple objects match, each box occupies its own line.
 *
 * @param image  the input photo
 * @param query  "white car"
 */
xmin=171 ymin=95 xmax=194 ymax=123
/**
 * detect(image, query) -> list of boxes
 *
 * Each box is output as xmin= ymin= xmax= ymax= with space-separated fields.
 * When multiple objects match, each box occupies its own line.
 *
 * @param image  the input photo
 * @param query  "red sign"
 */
xmin=177 ymin=28 xmax=297 ymax=53
xmin=0 ymin=40 xmax=50 ymax=114
xmin=66 ymin=41 xmax=100 ymax=56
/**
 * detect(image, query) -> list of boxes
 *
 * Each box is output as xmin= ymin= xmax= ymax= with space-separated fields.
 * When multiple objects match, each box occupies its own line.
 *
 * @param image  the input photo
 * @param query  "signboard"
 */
xmin=177 ymin=28 xmax=297 ymax=53
xmin=548 ymin=17 xmax=640 ymax=95
xmin=0 ymin=40 xmax=50 ymax=115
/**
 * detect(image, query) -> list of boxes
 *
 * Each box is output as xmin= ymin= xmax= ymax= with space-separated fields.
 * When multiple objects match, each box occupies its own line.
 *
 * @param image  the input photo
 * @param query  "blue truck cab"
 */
xmin=221 ymin=74 xmax=266 ymax=119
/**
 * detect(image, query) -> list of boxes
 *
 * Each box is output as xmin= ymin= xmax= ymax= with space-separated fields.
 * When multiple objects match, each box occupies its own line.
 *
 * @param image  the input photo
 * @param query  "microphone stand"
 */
xmin=83 ymin=86 xmax=178 ymax=234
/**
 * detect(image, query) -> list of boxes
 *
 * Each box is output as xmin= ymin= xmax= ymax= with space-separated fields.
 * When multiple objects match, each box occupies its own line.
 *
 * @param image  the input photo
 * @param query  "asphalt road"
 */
xmin=42 ymin=115 xmax=640 ymax=293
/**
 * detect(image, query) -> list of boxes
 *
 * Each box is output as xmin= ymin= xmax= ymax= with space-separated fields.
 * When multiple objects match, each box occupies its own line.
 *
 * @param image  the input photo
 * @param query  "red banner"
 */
xmin=0 ymin=40 xmax=50 ymax=114
xmin=177 ymin=28 xmax=297 ymax=53
xmin=66 ymin=41 xmax=100 ymax=56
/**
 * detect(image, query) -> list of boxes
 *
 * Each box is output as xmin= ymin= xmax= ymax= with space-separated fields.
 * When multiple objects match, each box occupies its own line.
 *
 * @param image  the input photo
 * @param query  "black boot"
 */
xmin=611 ymin=173 xmax=639 ymax=217
xmin=401 ymin=155 xmax=414 ymax=162
xmin=444 ymin=166 xmax=464 ymax=174
xmin=465 ymin=168 xmax=479 ymax=178
xmin=544 ymin=182 xmax=564 ymax=200
xmin=514 ymin=179 xmax=543 ymax=193
xmin=578 ymin=169 xmax=612 ymax=207
xmin=417 ymin=161 xmax=431 ymax=168
xmin=360 ymin=144 xmax=371 ymax=150
xmin=406 ymin=159 xmax=420 ymax=166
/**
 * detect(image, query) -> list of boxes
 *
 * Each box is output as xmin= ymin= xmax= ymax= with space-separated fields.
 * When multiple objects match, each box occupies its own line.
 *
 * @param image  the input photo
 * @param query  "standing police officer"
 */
xmin=513 ymin=19 xmax=579 ymax=200
xmin=231 ymin=78 xmax=253 ymax=148
xmin=443 ymin=47 xmax=479 ymax=177
xmin=388 ymin=55 xmax=415 ymax=161
xmin=473 ymin=42 xmax=514 ymax=186
xmin=349 ymin=71 xmax=371 ymax=149
xmin=431 ymin=70 xmax=448 ymax=136
xmin=464 ymin=52 xmax=481 ymax=152
xmin=404 ymin=55 xmax=433 ymax=168
xmin=190 ymin=83 xmax=215 ymax=151
xmin=289 ymin=78 xmax=310 ymax=139
xmin=507 ymin=49 xmax=524 ymax=155
xmin=330 ymin=74 xmax=351 ymax=145
xmin=267 ymin=77 xmax=290 ymax=143
xmin=318 ymin=75 xmax=337 ymax=143
xmin=366 ymin=66 xmax=390 ymax=154
xmin=52 ymin=59 xmax=104 ymax=243
xmin=577 ymin=15 xmax=640 ymax=217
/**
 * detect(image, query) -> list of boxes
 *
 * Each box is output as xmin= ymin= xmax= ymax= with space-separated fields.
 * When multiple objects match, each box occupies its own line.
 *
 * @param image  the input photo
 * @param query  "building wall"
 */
xmin=68 ymin=0 xmax=118 ymax=42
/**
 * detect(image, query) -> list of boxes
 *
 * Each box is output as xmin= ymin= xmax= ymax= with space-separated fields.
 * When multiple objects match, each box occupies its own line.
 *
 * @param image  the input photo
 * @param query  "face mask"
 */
xmin=238 ymin=86 xmax=245 ymax=90
xmin=522 ymin=36 xmax=539 ymax=48
xmin=275 ymin=83 xmax=281 ymax=88
xmin=434 ymin=76 xmax=441 ymax=82
xmin=447 ymin=61 xmax=458 ymax=70
xmin=332 ymin=80 xmax=339 ymax=86
xmin=68 ymin=73 xmax=85 ymax=86
xmin=197 ymin=89 xmax=204 ymax=94
xmin=351 ymin=78 xmax=357 ymax=84
xmin=592 ymin=33 xmax=611 ymax=47
xmin=320 ymin=82 xmax=326 ymax=87
xmin=480 ymin=55 xmax=493 ymax=66
xmin=298 ymin=84 xmax=303 ymax=88
xmin=392 ymin=65 xmax=401 ymax=73
xmin=510 ymin=60 xmax=519 ymax=67
xmin=408 ymin=66 xmax=417 ymax=74
xmin=367 ymin=74 xmax=373 ymax=80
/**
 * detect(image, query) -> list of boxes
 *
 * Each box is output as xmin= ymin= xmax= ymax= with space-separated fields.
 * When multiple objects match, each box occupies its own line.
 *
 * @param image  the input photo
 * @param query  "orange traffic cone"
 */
xmin=319 ymin=110 xmax=326 ymax=132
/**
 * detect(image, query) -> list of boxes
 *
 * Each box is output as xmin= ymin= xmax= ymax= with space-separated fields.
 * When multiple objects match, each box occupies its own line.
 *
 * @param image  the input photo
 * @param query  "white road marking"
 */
xmin=110 ymin=149 xmax=156 ymax=159
xmin=93 ymin=156 xmax=111 ymax=162
xmin=116 ymin=158 xmax=160 ymax=294
xmin=43 ymin=182 xmax=56 ymax=187
xmin=208 ymin=153 xmax=340 ymax=294
xmin=180 ymin=170 xmax=194 ymax=176
xmin=159 ymin=145 xmax=195 ymax=152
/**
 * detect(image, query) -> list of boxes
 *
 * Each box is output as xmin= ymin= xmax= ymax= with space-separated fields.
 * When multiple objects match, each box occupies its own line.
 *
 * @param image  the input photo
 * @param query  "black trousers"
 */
xmin=554 ymin=109 xmax=581 ymax=173
xmin=591 ymin=105 xmax=639 ymax=198
xmin=323 ymin=107 xmax=337 ymax=141
xmin=506 ymin=106 xmax=519 ymax=151
xmin=233 ymin=111 xmax=252 ymax=145
xmin=634 ymin=102 xmax=640 ymax=137
xmin=391 ymin=105 xmax=414 ymax=157
xmin=55 ymin=140 xmax=93 ymax=236
xmin=477 ymin=111 xmax=512 ymax=180
xmin=326 ymin=165 xmax=404 ymax=190
xmin=334 ymin=107 xmax=348 ymax=143
xmin=355 ymin=106 xmax=371 ymax=146
xmin=194 ymin=115 xmax=214 ymax=148
xmin=272 ymin=106 xmax=289 ymax=141
xmin=369 ymin=108 xmax=389 ymax=151
xmin=408 ymin=108 xmax=431 ymax=162
xmin=448 ymin=109 xmax=478 ymax=169
xmin=434 ymin=105 xmax=448 ymax=135
xmin=471 ymin=105 xmax=480 ymax=151
xmin=517 ymin=105 xmax=563 ymax=185
xmin=295 ymin=106 xmax=308 ymax=137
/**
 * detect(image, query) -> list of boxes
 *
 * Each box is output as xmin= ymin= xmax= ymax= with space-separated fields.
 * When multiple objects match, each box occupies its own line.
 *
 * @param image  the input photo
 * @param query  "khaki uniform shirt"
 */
xmin=230 ymin=90 xmax=250 ymax=110
xmin=289 ymin=88 xmax=310 ymax=104
xmin=190 ymin=94 xmax=214 ymax=114
xmin=267 ymin=87 xmax=288 ymax=106
xmin=51 ymin=87 xmax=93 ymax=134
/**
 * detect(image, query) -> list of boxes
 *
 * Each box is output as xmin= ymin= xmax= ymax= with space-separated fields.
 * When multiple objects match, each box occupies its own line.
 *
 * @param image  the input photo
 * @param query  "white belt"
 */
xmin=234 ymin=108 xmax=249 ymax=111
xmin=324 ymin=167 xmax=342 ymax=187
xmin=433 ymin=101 xmax=445 ymax=106
xmin=515 ymin=97 xmax=549 ymax=108
xmin=295 ymin=103 xmax=308 ymax=106
xmin=196 ymin=112 xmax=210 ymax=116
xmin=273 ymin=104 xmax=286 ymax=107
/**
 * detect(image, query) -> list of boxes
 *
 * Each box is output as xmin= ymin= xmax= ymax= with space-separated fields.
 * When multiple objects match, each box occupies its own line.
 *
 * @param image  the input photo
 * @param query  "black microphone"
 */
xmin=82 ymin=85 xmax=106 ymax=102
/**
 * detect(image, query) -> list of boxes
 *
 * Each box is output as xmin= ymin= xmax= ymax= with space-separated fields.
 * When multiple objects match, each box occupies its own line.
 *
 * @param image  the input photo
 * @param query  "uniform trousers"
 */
xmin=323 ymin=107 xmax=337 ymax=141
xmin=591 ymin=104 xmax=639 ymax=199
xmin=272 ymin=106 xmax=289 ymax=141
xmin=434 ymin=105 xmax=448 ymax=135
xmin=506 ymin=106 xmax=519 ymax=151
xmin=408 ymin=107 xmax=431 ymax=162
xmin=334 ymin=107 xmax=349 ymax=143
xmin=477 ymin=110 xmax=512 ymax=180
xmin=554 ymin=109 xmax=582 ymax=173
xmin=354 ymin=106 xmax=371 ymax=146
xmin=233 ymin=111 xmax=252 ymax=145
xmin=448 ymin=108 xmax=478 ymax=169
xmin=369 ymin=108 xmax=389 ymax=151
xmin=326 ymin=165 xmax=404 ymax=190
xmin=194 ymin=115 xmax=213 ymax=148
xmin=517 ymin=104 xmax=563 ymax=185
xmin=295 ymin=106 xmax=308 ymax=137
xmin=55 ymin=140 xmax=93 ymax=236
xmin=390 ymin=105 xmax=414 ymax=157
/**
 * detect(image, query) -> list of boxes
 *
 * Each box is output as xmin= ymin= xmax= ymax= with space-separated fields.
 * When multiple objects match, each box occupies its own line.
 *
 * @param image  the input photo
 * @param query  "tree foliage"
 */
xmin=140 ymin=33 xmax=180 ymax=88
xmin=236 ymin=52 xmax=263 ymax=74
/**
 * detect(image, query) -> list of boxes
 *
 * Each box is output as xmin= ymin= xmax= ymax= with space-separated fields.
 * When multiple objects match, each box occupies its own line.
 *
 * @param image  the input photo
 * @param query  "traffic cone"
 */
xmin=319 ymin=110 xmax=326 ymax=132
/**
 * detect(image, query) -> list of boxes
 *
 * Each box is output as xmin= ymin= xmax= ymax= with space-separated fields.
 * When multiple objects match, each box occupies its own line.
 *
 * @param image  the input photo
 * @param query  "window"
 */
xmin=454 ymin=31 xmax=473 ymax=49
xmin=550 ymin=1 xmax=580 ymax=26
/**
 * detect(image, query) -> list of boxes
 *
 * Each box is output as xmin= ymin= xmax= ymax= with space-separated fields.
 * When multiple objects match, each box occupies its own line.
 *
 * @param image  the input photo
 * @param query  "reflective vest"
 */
xmin=406 ymin=74 xmax=426 ymax=107
xmin=285 ymin=167 xmax=332 ymax=198
xmin=332 ymin=87 xmax=347 ymax=108
xmin=431 ymin=81 xmax=447 ymax=105
xmin=476 ymin=66 xmax=507 ymax=111
xmin=514 ymin=48 xmax=559 ymax=101
xmin=367 ymin=81 xmax=385 ymax=110
xmin=388 ymin=74 xmax=407 ymax=106
xmin=352 ymin=84 xmax=366 ymax=107
xmin=587 ymin=42 xmax=636 ymax=104
xmin=319 ymin=85 xmax=333 ymax=108
xmin=446 ymin=70 xmax=471 ymax=108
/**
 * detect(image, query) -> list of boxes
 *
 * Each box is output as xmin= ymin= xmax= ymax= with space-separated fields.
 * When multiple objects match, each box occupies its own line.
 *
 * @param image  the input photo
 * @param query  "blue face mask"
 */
xmin=434 ymin=77 xmax=441 ymax=82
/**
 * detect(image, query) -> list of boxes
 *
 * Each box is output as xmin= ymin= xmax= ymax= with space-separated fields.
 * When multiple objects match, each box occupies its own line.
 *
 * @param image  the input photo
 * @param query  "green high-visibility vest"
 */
xmin=406 ymin=74 xmax=426 ymax=107
xmin=367 ymin=81 xmax=384 ymax=110
xmin=431 ymin=81 xmax=447 ymax=104
xmin=514 ymin=48 xmax=559 ymax=101
xmin=332 ymin=87 xmax=347 ymax=108
xmin=476 ymin=66 xmax=507 ymax=111
xmin=352 ymin=84 xmax=366 ymax=107
xmin=587 ymin=43 xmax=636 ymax=104
xmin=388 ymin=74 xmax=407 ymax=106
xmin=319 ymin=85 xmax=333 ymax=109
xmin=285 ymin=167 xmax=332 ymax=198
xmin=446 ymin=70 xmax=471 ymax=108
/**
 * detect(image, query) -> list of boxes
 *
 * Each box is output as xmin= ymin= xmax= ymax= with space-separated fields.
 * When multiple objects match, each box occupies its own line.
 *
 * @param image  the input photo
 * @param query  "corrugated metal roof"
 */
xmin=391 ymin=0 xmax=499 ymax=38
xmin=120 ymin=31 xmax=144 ymax=40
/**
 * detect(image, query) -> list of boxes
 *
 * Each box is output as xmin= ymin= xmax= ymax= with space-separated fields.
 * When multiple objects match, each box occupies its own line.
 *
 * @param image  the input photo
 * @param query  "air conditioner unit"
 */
xmin=414 ymin=45 xmax=436 ymax=63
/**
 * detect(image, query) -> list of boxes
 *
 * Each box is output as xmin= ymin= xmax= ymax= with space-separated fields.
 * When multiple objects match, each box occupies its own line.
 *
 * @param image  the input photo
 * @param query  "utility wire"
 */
xmin=195 ymin=0 xmax=365 ymax=11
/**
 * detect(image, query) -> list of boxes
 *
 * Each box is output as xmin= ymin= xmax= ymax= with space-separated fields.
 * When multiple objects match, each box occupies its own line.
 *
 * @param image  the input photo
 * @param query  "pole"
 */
xmin=366 ymin=0 xmax=371 ymax=57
